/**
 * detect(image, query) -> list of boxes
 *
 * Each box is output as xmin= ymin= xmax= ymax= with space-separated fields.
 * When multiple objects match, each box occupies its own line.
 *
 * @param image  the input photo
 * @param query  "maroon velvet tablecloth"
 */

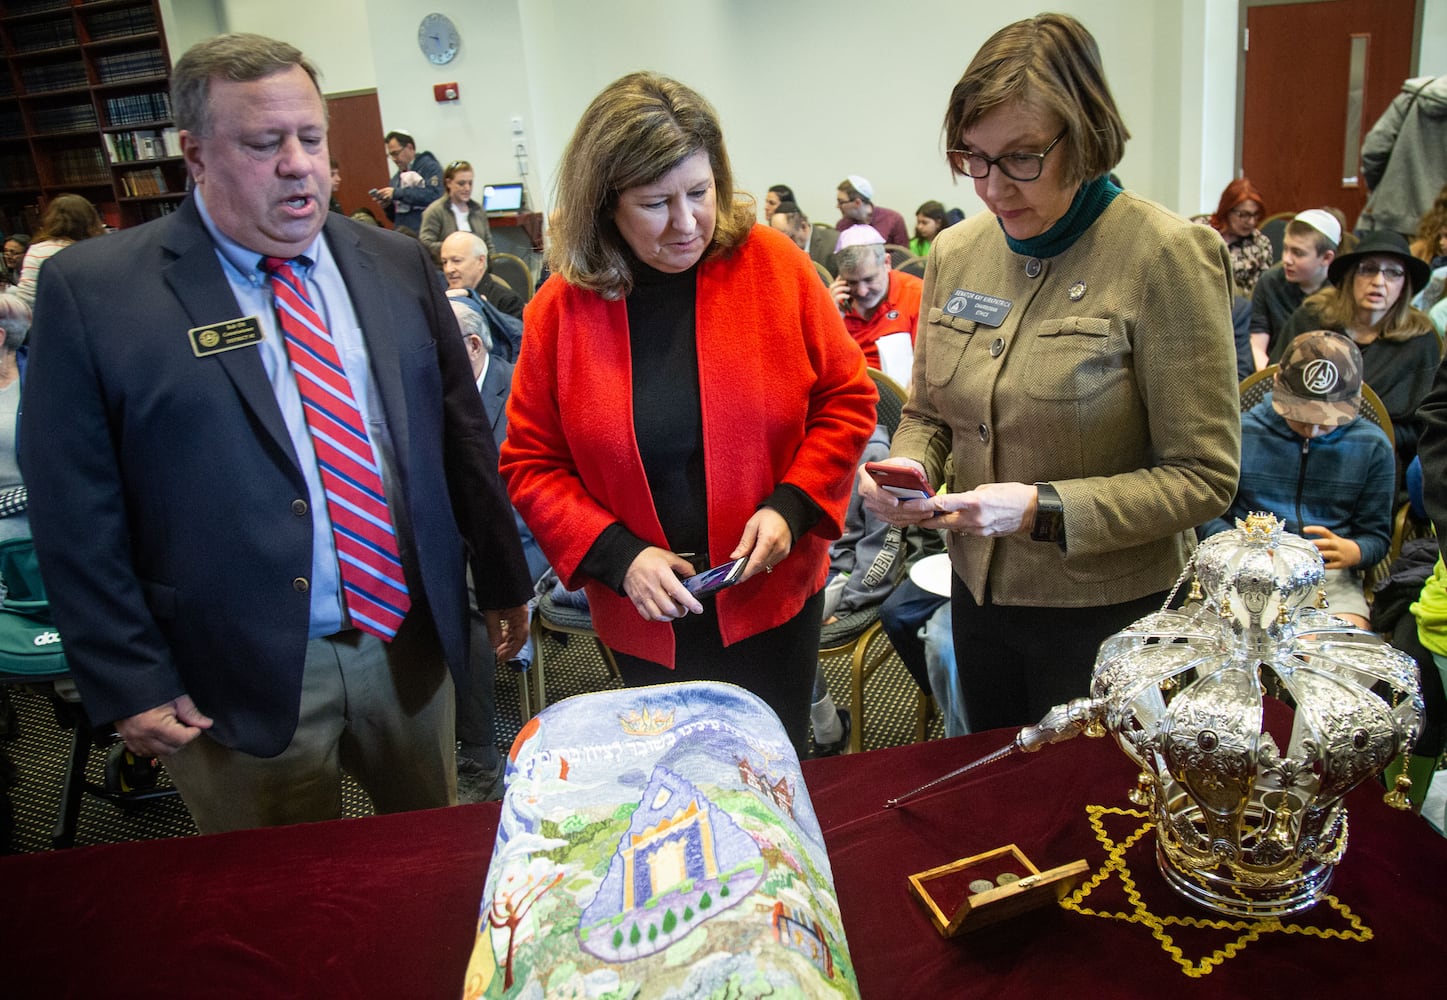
xmin=3 ymin=723 xmax=1445 ymax=999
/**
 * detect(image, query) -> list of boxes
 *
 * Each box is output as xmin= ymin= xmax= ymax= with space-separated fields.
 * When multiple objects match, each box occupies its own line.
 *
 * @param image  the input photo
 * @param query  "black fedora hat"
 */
xmin=1327 ymin=230 xmax=1431 ymax=294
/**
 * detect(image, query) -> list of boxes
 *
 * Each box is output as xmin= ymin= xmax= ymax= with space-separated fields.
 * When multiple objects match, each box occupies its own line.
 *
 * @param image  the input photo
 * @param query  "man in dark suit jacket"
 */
xmin=447 ymin=294 xmax=547 ymax=801
xmin=768 ymin=201 xmax=837 ymax=279
xmin=20 ymin=33 xmax=531 ymax=832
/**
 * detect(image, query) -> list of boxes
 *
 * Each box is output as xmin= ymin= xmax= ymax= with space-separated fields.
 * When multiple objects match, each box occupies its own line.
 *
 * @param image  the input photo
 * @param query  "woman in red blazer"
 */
xmin=501 ymin=72 xmax=876 ymax=753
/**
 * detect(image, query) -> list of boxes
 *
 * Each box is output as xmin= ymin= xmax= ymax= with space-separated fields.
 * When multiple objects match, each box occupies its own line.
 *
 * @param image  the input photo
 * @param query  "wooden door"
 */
xmin=1241 ymin=0 xmax=1418 ymax=223
xmin=325 ymin=90 xmax=386 ymax=225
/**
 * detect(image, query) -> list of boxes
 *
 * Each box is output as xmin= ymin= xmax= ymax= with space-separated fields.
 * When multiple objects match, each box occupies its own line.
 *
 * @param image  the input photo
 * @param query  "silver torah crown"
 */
xmin=1089 ymin=512 xmax=1423 ymax=917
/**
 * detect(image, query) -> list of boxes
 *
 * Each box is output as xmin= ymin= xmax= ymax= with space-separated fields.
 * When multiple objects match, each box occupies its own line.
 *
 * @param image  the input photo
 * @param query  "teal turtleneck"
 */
xmin=1001 ymin=174 xmax=1122 ymax=259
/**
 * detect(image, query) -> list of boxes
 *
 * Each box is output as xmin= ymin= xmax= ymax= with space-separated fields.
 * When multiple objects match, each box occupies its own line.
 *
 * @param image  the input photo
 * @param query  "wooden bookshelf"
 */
xmin=0 ymin=0 xmax=182 ymax=234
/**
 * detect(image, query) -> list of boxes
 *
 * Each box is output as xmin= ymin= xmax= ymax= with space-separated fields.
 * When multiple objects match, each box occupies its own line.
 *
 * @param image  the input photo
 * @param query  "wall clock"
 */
xmin=418 ymin=13 xmax=460 ymax=65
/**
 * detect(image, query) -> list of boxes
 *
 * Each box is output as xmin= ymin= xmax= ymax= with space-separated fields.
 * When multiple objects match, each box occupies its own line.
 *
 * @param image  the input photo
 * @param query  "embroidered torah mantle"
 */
xmin=463 ymin=681 xmax=859 ymax=999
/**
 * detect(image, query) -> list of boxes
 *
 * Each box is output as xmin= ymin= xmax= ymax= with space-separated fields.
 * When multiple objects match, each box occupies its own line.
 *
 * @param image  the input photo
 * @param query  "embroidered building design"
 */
xmin=578 ymin=766 xmax=765 ymax=961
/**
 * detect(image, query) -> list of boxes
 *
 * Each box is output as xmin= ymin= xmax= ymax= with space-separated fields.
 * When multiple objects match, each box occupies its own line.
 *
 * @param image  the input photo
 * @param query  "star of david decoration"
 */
xmin=1058 ymin=806 xmax=1373 ymax=977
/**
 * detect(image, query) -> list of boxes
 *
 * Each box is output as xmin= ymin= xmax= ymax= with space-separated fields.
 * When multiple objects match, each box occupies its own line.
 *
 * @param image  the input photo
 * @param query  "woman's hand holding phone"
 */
xmin=623 ymin=547 xmax=704 ymax=622
xmin=859 ymin=459 xmax=938 ymax=525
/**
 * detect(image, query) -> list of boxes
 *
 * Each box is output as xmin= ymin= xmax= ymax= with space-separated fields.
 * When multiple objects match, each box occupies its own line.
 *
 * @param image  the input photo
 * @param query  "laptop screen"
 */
xmin=482 ymin=183 xmax=524 ymax=213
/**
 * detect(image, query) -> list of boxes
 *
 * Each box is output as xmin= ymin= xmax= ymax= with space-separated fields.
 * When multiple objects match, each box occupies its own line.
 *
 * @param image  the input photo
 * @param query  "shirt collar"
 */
xmin=194 ymin=187 xmax=326 ymax=283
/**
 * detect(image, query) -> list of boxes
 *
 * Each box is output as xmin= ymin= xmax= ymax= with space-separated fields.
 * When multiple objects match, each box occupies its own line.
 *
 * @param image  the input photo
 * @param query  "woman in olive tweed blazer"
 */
xmin=861 ymin=14 xmax=1240 ymax=731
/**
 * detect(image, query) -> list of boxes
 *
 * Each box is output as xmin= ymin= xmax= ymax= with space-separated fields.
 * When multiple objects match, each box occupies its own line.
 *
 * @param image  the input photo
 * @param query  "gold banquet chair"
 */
xmin=525 ymin=584 xmax=621 ymax=721
xmin=488 ymin=252 xmax=534 ymax=304
xmin=0 ymin=537 xmax=176 ymax=847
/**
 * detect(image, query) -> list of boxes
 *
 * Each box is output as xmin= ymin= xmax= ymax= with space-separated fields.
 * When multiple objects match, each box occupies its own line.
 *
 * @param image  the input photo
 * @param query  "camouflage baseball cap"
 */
xmin=1272 ymin=331 xmax=1362 ymax=427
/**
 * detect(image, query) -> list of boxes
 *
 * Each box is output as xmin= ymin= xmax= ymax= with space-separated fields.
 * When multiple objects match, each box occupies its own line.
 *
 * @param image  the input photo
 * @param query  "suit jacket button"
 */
xmin=990 ymin=337 xmax=1005 ymax=357
xmin=293 ymin=577 xmax=310 ymax=593
xmin=1025 ymin=257 xmax=1042 ymax=278
xmin=978 ymin=423 xmax=989 ymax=443
xmin=291 ymin=499 xmax=308 ymax=516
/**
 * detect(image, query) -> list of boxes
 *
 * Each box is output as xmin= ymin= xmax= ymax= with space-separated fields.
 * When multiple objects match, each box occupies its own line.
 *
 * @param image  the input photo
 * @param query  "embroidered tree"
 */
xmin=488 ymin=862 xmax=565 ymax=991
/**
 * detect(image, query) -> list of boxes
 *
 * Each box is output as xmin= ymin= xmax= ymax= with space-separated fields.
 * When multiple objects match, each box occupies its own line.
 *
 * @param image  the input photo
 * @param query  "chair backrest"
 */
xmin=896 ymin=255 xmax=926 ymax=278
xmin=0 ymin=537 xmax=49 ymax=614
xmin=1260 ymin=211 xmax=1294 ymax=262
xmin=0 ymin=537 xmax=67 ymax=678
xmin=1239 ymin=364 xmax=1394 ymax=445
xmin=883 ymin=244 xmax=913 ymax=268
xmin=866 ymin=367 xmax=908 ymax=437
xmin=489 ymin=252 xmax=534 ymax=304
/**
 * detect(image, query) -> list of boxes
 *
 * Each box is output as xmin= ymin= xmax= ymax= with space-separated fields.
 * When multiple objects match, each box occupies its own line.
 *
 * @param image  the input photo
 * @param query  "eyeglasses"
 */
xmin=946 ymin=128 xmax=1067 ymax=182
xmin=1229 ymin=207 xmax=1261 ymax=221
xmin=1357 ymin=262 xmax=1406 ymax=280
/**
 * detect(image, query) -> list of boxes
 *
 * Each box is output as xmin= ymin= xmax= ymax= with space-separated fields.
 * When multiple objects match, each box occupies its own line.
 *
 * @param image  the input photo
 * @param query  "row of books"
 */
xmin=103 ymin=126 xmax=180 ymax=163
xmin=50 ymin=146 xmax=107 ymax=185
xmin=19 ymin=62 xmax=88 ymax=95
xmin=85 ymin=5 xmax=158 ymax=42
xmin=137 ymin=199 xmax=179 ymax=222
xmin=117 ymin=165 xmax=172 ymax=197
xmin=0 ymin=110 xmax=24 ymax=141
xmin=7 ymin=0 xmax=70 ymax=14
xmin=94 ymin=48 xmax=167 ymax=85
xmin=0 ymin=152 xmax=39 ymax=190
xmin=102 ymin=90 xmax=170 ymax=128
xmin=10 ymin=17 xmax=77 ymax=53
xmin=32 ymin=103 xmax=97 ymax=134
xmin=104 ymin=90 xmax=171 ymax=127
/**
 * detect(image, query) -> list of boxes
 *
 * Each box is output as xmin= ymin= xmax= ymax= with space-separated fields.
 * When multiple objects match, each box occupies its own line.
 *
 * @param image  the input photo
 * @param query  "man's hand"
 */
xmin=731 ymin=508 xmax=793 ymax=582
xmin=372 ymin=186 xmax=395 ymax=203
xmin=115 ymin=695 xmax=214 ymax=757
xmin=624 ymin=547 xmax=704 ymax=622
xmin=1302 ymin=525 xmax=1362 ymax=570
xmin=483 ymin=604 xmax=530 ymax=660
xmin=829 ymin=276 xmax=853 ymax=314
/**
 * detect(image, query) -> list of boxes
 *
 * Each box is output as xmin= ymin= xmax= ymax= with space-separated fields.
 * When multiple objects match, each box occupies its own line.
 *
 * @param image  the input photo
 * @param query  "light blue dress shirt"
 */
xmin=194 ymin=190 xmax=398 ymax=638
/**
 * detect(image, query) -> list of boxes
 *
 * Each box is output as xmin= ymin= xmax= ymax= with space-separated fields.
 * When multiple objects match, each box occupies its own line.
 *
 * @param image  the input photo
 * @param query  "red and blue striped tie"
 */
xmin=262 ymin=256 xmax=410 ymax=641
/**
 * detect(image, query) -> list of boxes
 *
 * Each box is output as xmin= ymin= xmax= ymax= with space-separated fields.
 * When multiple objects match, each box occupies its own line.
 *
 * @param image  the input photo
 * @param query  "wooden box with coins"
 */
xmin=907 ymin=844 xmax=1088 ymax=936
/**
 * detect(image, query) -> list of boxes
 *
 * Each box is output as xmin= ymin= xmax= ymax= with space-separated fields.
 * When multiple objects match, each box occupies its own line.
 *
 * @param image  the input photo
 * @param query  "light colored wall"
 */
xmin=158 ymin=0 xmax=1254 ymax=221
xmin=511 ymin=0 xmax=1240 ymax=222
xmin=155 ymin=0 xmax=225 ymax=55
xmin=364 ymin=2 xmax=538 ymax=204
xmin=1422 ymin=0 xmax=1447 ymax=75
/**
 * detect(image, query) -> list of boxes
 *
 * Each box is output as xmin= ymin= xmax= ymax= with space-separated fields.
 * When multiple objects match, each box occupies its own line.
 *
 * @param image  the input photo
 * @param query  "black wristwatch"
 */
xmin=1031 ymin=482 xmax=1066 ymax=549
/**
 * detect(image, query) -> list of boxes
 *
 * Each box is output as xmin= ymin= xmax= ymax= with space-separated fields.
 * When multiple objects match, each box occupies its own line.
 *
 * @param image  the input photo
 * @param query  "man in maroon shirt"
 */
xmin=835 ymin=174 xmax=909 ymax=247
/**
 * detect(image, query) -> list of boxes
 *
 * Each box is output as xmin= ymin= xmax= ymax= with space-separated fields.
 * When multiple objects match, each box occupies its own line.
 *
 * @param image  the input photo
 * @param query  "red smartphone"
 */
xmin=865 ymin=462 xmax=933 ymax=500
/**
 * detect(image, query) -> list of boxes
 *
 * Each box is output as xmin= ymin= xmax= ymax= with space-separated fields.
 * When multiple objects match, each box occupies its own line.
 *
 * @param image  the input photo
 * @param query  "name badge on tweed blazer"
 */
xmin=188 ymin=317 xmax=264 ymax=358
xmin=943 ymin=289 xmax=1012 ymax=328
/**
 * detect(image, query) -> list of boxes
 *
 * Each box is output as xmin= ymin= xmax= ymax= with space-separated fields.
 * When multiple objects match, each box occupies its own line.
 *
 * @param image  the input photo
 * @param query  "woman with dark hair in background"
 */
xmin=0 ymin=194 xmax=104 ymax=324
xmin=1 ymin=234 xmax=28 ymax=290
xmin=763 ymin=183 xmax=795 ymax=221
xmin=861 ymin=13 xmax=1239 ymax=732
xmin=500 ymin=73 xmax=875 ymax=753
xmin=1410 ymin=182 xmax=1447 ymax=266
xmin=1275 ymin=230 xmax=1436 ymax=460
xmin=1205 ymin=177 xmax=1273 ymax=296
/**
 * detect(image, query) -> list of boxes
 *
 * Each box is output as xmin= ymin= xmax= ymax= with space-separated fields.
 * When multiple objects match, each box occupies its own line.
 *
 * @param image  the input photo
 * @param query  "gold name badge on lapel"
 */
xmin=188 ymin=317 xmax=264 ymax=358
